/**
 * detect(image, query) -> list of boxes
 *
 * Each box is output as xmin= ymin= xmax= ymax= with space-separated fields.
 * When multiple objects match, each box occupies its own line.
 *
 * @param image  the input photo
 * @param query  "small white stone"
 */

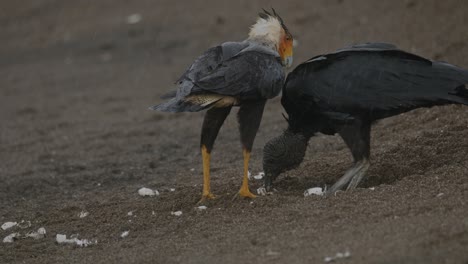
xmin=1 ymin=222 xmax=17 ymax=231
xmin=138 ymin=187 xmax=159 ymax=196
xmin=436 ymin=193 xmax=444 ymax=197
xmin=171 ymin=211 xmax=182 ymax=216
xmin=126 ymin=14 xmax=142 ymax=24
xmin=170 ymin=188 xmax=175 ymax=192
xmin=120 ymin=231 xmax=129 ymax=238
xmin=304 ymin=187 xmax=324 ymax=197
xmin=190 ymin=168 xmax=195 ymax=172
xmin=152 ymin=211 xmax=156 ymax=215
xmin=79 ymin=211 xmax=89 ymax=218
xmin=324 ymin=256 xmax=333 ymax=262
xmin=127 ymin=211 xmax=133 ymax=216
xmin=3 ymin=233 xmax=19 ymax=243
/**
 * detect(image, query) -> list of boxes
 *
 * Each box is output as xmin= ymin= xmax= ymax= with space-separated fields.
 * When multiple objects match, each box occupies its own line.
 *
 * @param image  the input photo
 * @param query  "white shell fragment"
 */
xmin=120 ymin=231 xmax=129 ymax=238
xmin=25 ymin=227 xmax=47 ymax=240
xmin=171 ymin=211 xmax=182 ymax=216
xmin=253 ymin=172 xmax=265 ymax=180
xmin=304 ymin=187 xmax=324 ymax=197
xmin=79 ymin=211 xmax=89 ymax=218
xmin=17 ymin=220 xmax=31 ymax=229
xmin=324 ymin=250 xmax=351 ymax=262
xmin=1 ymin=222 xmax=17 ymax=231
xmin=249 ymin=171 xmax=264 ymax=180
xmin=196 ymin=206 xmax=207 ymax=211
xmin=56 ymin=234 xmax=97 ymax=247
xmin=126 ymin=14 xmax=142 ymax=24
xmin=3 ymin=233 xmax=19 ymax=243
xmin=138 ymin=187 xmax=159 ymax=197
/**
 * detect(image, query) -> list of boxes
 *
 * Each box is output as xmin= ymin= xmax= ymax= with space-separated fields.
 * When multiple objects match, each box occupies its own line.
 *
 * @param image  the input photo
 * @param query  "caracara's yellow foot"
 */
xmin=198 ymin=192 xmax=216 ymax=204
xmin=238 ymin=188 xmax=257 ymax=199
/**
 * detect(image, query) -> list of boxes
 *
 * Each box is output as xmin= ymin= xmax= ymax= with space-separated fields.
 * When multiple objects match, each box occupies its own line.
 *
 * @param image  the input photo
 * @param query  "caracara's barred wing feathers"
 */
xmin=194 ymin=50 xmax=284 ymax=99
xmin=152 ymin=42 xmax=283 ymax=112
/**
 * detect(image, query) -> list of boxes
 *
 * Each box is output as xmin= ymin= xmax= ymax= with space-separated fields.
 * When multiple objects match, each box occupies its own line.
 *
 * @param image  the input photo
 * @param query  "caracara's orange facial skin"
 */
xmin=279 ymin=30 xmax=293 ymax=68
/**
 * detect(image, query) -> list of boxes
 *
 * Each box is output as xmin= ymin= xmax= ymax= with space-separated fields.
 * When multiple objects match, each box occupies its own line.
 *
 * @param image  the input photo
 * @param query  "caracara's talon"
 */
xmin=198 ymin=193 xmax=216 ymax=204
xmin=238 ymin=189 xmax=257 ymax=199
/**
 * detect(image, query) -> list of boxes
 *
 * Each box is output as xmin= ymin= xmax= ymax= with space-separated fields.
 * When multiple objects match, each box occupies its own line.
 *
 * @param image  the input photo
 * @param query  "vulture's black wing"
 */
xmin=284 ymin=43 xmax=468 ymax=121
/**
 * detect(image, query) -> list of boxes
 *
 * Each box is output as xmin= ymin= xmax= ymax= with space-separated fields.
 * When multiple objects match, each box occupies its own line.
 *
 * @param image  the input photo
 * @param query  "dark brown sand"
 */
xmin=1 ymin=1 xmax=467 ymax=263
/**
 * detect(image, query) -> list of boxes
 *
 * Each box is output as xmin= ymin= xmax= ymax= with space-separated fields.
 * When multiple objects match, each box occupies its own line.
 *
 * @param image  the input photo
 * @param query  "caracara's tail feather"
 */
xmin=149 ymin=98 xmax=214 ymax=112
xmin=150 ymin=94 xmax=238 ymax=113
xmin=159 ymin=90 xmax=177 ymax=100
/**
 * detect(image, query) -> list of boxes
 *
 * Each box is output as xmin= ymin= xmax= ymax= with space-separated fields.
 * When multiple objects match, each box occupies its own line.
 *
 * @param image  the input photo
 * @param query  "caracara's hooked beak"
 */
xmin=283 ymin=56 xmax=293 ymax=68
xmin=279 ymin=33 xmax=293 ymax=68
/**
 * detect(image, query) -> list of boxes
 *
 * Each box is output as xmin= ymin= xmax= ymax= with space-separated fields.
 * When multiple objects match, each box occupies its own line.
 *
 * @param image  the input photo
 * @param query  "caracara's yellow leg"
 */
xmin=238 ymin=149 xmax=256 ymax=198
xmin=200 ymin=145 xmax=215 ymax=202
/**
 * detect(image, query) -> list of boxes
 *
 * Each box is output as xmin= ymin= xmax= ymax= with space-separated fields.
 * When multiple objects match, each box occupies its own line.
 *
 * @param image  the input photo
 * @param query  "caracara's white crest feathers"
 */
xmin=248 ymin=16 xmax=283 ymax=47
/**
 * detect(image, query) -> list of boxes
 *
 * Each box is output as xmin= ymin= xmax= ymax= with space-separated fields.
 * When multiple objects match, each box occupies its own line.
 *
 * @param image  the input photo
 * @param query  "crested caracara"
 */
xmin=150 ymin=9 xmax=293 ymax=202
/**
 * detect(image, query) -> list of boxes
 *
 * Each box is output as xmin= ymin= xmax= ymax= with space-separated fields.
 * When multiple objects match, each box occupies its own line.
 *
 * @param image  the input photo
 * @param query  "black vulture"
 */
xmin=150 ymin=9 xmax=293 ymax=202
xmin=263 ymin=43 xmax=468 ymax=195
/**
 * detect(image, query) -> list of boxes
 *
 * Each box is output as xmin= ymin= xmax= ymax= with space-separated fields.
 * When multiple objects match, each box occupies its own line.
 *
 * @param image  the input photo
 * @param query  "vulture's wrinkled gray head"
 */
xmin=263 ymin=129 xmax=309 ymax=191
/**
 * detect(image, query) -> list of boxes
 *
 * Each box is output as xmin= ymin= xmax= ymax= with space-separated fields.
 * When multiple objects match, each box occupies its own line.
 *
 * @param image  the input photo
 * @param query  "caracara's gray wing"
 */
xmin=194 ymin=50 xmax=284 ymax=99
xmin=152 ymin=42 xmax=284 ymax=112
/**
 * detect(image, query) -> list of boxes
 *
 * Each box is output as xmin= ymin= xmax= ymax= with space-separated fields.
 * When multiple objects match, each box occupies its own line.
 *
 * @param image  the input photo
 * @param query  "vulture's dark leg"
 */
xmin=200 ymin=106 xmax=232 ymax=202
xmin=236 ymin=100 xmax=267 ymax=198
xmin=326 ymin=119 xmax=371 ymax=196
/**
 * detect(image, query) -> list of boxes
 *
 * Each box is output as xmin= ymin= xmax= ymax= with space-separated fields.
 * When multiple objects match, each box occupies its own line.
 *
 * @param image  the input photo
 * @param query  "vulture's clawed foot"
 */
xmin=325 ymin=159 xmax=370 ymax=197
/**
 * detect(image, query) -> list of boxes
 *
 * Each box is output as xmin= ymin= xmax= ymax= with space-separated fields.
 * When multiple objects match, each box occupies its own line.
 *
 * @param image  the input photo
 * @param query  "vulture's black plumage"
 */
xmin=263 ymin=43 xmax=468 ymax=195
